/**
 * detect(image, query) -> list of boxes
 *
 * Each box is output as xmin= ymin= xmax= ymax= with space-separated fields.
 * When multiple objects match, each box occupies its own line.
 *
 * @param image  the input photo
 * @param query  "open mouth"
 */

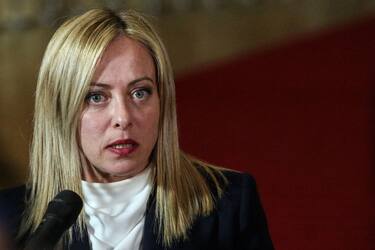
xmin=107 ymin=139 xmax=139 ymax=156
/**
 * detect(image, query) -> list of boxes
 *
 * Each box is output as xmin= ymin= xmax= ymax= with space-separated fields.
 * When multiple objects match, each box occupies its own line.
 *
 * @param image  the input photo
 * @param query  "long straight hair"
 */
xmin=19 ymin=9 xmax=226 ymax=247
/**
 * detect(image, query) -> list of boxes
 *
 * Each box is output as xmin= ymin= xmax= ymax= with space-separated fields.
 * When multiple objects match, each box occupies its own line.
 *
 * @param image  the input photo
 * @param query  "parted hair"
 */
xmin=19 ymin=8 xmax=226 ymax=247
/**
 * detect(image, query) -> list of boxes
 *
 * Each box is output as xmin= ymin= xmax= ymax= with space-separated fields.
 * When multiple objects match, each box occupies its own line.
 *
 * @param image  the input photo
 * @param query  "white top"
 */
xmin=81 ymin=166 xmax=153 ymax=250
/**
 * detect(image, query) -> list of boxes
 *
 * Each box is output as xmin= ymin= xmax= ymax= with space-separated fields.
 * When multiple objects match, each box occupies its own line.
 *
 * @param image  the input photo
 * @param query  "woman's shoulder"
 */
xmin=198 ymin=165 xmax=257 ymax=194
xmin=196 ymin=165 xmax=262 ymax=209
xmin=214 ymin=169 xmax=259 ymax=203
xmin=0 ymin=185 xmax=27 ymax=205
xmin=0 ymin=184 xmax=26 ymax=196
xmin=0 ymin=185 xmax=27 ymax=238
xmin=0 ymin=185 xmax=27 ymax=211
xmin=220 ymin=168 xmax=256 ymax=185
xmin=194 ymin=166 xmax=274 ymax=249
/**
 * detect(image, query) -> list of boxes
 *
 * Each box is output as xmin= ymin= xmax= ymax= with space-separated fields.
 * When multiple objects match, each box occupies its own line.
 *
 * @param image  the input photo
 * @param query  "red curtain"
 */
xmin=176 ymin=16 xmax=375 ymax=250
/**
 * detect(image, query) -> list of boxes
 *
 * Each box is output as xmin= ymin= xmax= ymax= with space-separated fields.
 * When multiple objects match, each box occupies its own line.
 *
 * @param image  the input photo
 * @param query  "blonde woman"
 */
xmin=0 ymin=9 xmax=273 ymax=250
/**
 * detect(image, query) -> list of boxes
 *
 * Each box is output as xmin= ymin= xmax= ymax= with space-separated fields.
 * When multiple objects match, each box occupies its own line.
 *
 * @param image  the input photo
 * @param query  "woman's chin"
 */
xmin=91 ymin=165 xmax=146 ymax=182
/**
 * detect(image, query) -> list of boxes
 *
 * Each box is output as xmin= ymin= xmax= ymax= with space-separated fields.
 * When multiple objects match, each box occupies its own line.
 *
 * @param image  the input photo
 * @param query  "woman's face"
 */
xmin=80 ymin=35 xmax=160 ymax=182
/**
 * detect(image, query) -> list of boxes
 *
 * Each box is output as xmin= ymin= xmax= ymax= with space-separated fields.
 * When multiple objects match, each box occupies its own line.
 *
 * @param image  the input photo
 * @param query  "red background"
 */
xmin=176 ymin=17 xmax=375 ymax=249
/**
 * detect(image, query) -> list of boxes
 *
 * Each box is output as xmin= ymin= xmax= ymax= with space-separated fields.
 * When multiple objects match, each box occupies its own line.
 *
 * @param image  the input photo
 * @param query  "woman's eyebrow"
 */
xmin=90 ymin=76 xmax=155 ymax=88
xmin=128 ymin=76 xmax=155 ymax=87
xmin=89 ymin=82 xmax=111 ymax=88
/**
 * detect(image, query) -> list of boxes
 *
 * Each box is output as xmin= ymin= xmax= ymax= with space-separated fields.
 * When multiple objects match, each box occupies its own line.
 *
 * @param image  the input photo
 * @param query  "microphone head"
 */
xmin=45 ymin=190 xmax=83 ymax=231
xmin=24 ymin=190 xmax=83 ymax=250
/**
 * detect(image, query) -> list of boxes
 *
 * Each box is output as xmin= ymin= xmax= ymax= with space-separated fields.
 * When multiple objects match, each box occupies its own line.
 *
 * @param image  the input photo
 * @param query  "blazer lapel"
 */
xmin=141 ymin=191 xmax=166 ymax=250
xmin=68 ymin=227 xmax=91 ymax=250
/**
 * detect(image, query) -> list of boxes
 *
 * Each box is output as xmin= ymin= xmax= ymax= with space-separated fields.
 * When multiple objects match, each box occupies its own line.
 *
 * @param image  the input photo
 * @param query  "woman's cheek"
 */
xmin=80 ymin=112 xmax=106 ymax=148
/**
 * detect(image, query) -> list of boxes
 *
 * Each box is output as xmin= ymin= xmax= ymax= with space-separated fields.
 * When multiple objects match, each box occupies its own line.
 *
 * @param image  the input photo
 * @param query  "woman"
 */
xmin=0 ymin=9 xmax=273 ymax=249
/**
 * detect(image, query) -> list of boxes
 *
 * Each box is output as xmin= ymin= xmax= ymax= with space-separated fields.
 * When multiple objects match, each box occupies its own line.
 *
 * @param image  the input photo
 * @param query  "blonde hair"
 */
xmin=20 ymin=9 xmax=226 ymax=247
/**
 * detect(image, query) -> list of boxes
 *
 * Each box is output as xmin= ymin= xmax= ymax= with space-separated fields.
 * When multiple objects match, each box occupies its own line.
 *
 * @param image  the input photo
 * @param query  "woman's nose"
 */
xmin=112 ymin=99 xmax=132 ymax=130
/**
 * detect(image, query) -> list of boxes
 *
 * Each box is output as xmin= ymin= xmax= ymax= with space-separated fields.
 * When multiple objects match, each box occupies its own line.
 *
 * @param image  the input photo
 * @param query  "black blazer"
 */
xmin=0 ymin=170 xmax=274 ymax=250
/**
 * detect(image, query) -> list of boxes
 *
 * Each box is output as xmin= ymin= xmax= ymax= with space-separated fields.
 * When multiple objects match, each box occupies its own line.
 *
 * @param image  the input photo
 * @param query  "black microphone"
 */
xmin=24 ymin=190 xmax=83 ymax=250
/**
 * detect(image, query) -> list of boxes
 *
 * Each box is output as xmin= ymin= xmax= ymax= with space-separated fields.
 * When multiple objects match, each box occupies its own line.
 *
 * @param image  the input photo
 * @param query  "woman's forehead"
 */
xmin=92 ymin=35 xmax=156 ymax=85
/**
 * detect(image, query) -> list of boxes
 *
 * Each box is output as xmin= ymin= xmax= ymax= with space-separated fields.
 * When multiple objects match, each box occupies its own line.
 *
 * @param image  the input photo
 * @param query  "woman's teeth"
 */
xmin=112 ymin=144 xmax=133 ymax=149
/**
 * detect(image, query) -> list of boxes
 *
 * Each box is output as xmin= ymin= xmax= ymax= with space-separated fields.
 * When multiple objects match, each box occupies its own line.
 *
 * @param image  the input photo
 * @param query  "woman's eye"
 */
xmin=132 ymin=89 xmax=150 ymax=100
xmin=86 ymin=93 xmax=106 ymax=104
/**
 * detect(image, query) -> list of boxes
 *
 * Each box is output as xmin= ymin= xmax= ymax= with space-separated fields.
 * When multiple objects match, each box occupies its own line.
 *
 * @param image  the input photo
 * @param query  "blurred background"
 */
xmin=1 ymin=0 xmax=375 ymax=249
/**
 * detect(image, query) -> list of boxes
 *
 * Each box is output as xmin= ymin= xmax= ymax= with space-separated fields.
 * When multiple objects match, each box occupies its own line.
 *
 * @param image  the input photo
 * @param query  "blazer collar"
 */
xmin=141 ymin=189 xmax=166 ymax=250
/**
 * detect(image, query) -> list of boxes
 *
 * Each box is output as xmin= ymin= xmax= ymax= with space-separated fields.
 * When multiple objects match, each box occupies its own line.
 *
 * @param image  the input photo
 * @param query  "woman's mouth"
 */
xmin=107 ymin=139 xmax=139 ymax=156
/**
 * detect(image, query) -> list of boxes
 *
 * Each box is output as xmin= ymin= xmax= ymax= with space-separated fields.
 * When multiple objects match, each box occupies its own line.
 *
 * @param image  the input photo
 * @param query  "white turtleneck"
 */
xmin=81 ymin=166 xmax=152 ymax=250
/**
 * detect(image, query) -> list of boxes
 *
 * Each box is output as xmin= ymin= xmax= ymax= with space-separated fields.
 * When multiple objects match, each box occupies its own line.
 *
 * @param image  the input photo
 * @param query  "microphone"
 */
xmin=24 ymin=190 xmax=83 ymax=250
